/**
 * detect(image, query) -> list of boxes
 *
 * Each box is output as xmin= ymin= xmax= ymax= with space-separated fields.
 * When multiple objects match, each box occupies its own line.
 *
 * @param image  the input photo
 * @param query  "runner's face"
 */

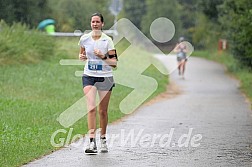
xmin=91 ymin=16 xmax=103 ymax=30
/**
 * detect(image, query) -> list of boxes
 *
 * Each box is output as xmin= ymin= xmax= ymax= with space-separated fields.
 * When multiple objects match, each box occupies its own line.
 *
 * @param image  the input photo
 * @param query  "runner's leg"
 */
xmin=83 ymin=85 xmax=97 ymax=138
xmin=98 ymin=90 xmax=111 ymax=137
xmin=182 ymin=61 xmax=186 ymax=75
xmin=178 ymin=61 xmax=182 ymax=75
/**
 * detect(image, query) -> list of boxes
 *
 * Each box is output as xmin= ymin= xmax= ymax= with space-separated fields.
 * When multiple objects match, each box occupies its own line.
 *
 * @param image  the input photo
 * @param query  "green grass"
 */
xmin=0 ymin=21 xmax=55 ymax=65
xmin=0 ymin=37 xmax=168 ymax=166
xmin=192 ymin=50 xmax=252 ymax=103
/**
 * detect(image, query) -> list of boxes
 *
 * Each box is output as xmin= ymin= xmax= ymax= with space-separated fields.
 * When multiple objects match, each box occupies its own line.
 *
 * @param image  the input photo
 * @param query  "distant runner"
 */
xmin=174 ymin=37 xmax=188 ymax=78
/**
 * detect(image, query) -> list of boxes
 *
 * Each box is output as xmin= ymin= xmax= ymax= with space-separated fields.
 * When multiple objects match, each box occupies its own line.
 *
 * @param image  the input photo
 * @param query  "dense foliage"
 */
xmin=47 ymin=0 xmax=114 ymax=32
xmin=0 ymin=0 xmax=50 ymax=28
xmin=0 ymin=0 xmax=251 ymax=67
xmin=218 ymin=0 xmax=252 ymax=68
xmin=141 ymin=0 xmax=182 ymax=42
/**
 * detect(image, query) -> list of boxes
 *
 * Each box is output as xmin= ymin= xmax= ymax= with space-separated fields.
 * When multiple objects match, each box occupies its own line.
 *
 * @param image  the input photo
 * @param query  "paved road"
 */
xmin=24 ymin=56 xmax=252 ymax=167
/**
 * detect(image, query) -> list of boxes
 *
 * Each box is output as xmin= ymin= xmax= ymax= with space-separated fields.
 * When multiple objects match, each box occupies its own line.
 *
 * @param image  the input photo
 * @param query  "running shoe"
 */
xmin=100 ymin=138 xmax=108 ymax=153
xmin=85 ymin=141 xmax=98 ymax=154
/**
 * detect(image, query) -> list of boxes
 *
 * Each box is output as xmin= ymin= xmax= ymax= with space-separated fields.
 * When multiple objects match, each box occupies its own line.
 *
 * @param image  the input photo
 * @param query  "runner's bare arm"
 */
xmin=105 ymin=49 xmax=117 ymax=68
xmin=93 ymin=49 xmax=117 ymax=68
xmin=173 ymin=44 xmax=180 ymax=53
xmin=79 ymin=47 xmax=87 ymax=61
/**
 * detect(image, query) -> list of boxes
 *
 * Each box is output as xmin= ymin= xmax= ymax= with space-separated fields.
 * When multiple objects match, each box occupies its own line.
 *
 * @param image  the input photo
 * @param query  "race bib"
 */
xmin=178 ymin=52 xmax=186 ymax=58
xmin=88 ymin=60 xmax=103 ymax=71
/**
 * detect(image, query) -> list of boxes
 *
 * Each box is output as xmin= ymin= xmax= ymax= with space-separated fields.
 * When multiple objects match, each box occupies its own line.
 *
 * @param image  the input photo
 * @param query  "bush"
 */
xmin=0 ymin=20 xmax=55 ymax=65
xmin=190 ymin=13 xmax=221 ymax=50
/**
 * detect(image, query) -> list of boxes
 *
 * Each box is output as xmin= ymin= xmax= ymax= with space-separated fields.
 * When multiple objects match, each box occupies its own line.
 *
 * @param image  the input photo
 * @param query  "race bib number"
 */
xmin=88 ymin=61 xmax=103 ymax=71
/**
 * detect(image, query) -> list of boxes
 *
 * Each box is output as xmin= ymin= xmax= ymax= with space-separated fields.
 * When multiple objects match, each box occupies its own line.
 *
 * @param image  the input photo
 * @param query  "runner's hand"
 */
xmin=94 ymin=49 xmax=104 ymax=59
xmin=79 ymin=53 xmax=87 ymax=61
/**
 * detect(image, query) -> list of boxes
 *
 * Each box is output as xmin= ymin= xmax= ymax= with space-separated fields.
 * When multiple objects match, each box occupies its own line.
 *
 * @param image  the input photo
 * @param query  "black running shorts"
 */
xmin=82 ymin=75 xmax=115 ymax=91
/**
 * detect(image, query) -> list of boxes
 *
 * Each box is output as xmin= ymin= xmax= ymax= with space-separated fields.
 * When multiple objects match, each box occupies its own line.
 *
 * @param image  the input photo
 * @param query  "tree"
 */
xmin=122 ymin=0 xmax=147 ymax=30
xmin=198 ymin=0 xmax=224 ymax=22
xmin=141 ymin=0 xmax=182 ymax=43
xmin=177 ymin=0 xmax=199 ymax=42
xmin=219 ymin=0 xmax=252 ymax=67
xmin=181 ymin=0 xmax=224 ymax=49
xmin=48 ymin=0 xmax=114 ymax=32
xmin=0 ymin=0 xmax=51 ymax=28
xmin=0 ymin=0 xmax=15 ymax=24
xmin=190 ymin=13 xmax=219 ymax=49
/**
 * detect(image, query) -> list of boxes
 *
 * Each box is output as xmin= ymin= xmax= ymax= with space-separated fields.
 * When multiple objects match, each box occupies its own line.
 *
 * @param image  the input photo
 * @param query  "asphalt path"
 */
xmin=23 ymin=56 xmax=252 ymax=167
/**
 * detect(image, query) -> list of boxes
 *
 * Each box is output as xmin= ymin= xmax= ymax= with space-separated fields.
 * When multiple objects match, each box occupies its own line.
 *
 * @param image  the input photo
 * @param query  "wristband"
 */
xmin=102 ymin=55 xmax=107 ymax=60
